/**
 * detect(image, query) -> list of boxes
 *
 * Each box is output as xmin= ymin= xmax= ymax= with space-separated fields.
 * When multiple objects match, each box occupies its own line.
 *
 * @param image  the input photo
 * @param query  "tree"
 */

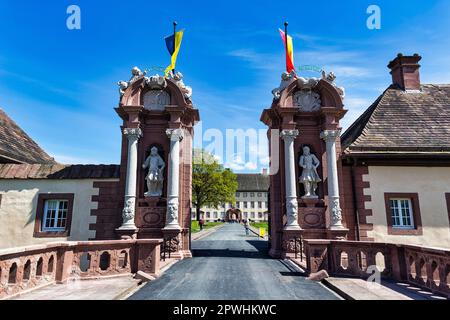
xmin=192 ymin=149 xmax=238 ymax=221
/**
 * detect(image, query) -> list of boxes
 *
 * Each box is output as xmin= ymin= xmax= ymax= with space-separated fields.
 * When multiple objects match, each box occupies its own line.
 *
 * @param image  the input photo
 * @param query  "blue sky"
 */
xmin=1 ymin=0 xmax=449 ymax=171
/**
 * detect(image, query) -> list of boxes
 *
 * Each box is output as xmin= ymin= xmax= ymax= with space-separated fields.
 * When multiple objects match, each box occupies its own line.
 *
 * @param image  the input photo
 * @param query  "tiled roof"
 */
xmin=236 ymin=174 xmax=269 ymax=191
xmin=0 ymin=164 xmax=120 ymax=179
xmin=342 ymin=84 xmax=450 ymax=154
xmin=0 ymin=108 xmax=55 ymax=164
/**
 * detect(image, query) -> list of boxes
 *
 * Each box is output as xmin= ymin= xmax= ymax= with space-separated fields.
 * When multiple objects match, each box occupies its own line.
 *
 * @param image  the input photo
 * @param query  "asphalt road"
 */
xmin=129 ymin=223 xmax=341 ymax=300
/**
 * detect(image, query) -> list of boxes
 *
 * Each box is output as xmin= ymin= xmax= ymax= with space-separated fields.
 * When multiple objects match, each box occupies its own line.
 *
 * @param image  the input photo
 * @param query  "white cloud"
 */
xmin=326 ymin=65 xmax=371 ymax=78
xmin=227 ymin=49 xmax=282 ymax=72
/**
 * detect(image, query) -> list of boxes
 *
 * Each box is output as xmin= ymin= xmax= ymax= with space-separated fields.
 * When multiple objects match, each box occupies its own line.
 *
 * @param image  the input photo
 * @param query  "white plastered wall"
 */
xmin=364 ymin=166 xmax=450 ymax=249
xmin=0 ymin=179 xmax=117 ymax=249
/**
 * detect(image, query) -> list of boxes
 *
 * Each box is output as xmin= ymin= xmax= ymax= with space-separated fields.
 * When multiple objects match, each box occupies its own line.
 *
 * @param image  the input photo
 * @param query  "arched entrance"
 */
xmin=225 ymin=208 xmax=242 ymax=223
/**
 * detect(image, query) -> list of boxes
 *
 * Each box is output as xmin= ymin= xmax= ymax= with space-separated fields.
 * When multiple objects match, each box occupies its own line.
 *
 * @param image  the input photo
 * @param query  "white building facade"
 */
xmin=192 ymin=173 xmax=270 ymax=222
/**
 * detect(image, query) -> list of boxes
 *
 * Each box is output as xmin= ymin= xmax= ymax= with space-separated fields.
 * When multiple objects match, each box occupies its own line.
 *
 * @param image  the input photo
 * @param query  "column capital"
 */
xmin=280 ymin=129 xmax=299 ymax=141
xmin=123 ymin=127 xmax=142 ymax=140
xmin=320 ymin=129 xmax=341 ymax=142
xmin=166 ymin=128 xmax=184 ymax=141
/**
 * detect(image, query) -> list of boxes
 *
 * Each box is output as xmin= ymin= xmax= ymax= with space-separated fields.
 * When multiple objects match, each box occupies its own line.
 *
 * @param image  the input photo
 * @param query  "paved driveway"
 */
xmin=129 ymin=223 xmax=341 ymax=300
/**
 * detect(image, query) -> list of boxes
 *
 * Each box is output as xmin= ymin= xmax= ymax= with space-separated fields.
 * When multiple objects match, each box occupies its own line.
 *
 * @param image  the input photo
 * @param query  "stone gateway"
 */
xmin=113 ymin=68 xmax=199 ymax=258
xmin=261 ymin=70 xmax=348 ymax=258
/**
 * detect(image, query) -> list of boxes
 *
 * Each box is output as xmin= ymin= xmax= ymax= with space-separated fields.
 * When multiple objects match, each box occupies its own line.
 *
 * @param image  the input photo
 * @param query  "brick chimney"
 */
xmin=387 ymin=53 xmax=422 ymax=91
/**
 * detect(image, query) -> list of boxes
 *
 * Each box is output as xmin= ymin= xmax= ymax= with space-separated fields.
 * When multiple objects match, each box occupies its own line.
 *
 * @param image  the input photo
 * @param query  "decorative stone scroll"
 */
xmin=145 ymin=74 xmax=167 ymax=89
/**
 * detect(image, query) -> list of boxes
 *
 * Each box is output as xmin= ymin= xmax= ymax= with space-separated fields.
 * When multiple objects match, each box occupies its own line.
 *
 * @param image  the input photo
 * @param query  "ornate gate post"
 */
xmin=261 ymin=71 xmax=349 ymax=258
xmin=115 ymin=67 xmax=199 ymax=258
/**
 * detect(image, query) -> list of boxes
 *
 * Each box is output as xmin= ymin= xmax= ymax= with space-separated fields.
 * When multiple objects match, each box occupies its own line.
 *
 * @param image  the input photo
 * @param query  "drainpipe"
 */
xmin=350 ymin=156 xmax=361 ymax=241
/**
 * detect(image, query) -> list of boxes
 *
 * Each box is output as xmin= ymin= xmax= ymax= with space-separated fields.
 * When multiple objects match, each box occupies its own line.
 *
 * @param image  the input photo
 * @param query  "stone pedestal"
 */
xmin=298 ymin=198 xmax=326 ymax=230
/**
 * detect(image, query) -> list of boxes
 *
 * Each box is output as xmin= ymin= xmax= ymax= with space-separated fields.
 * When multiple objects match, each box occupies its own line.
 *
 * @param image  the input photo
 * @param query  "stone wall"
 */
xmin=0 ymin=239 xmax=162 ymax=299
xmin=304 ymin=239 xmax=450 ymax=298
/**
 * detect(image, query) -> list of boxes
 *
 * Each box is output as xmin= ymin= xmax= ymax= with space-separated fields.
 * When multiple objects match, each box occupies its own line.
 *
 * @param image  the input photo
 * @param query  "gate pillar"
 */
xmin=115 ymin=68 xmax=199 ymax=259
xmin=261 ymin=72 xmax=349 ymax=258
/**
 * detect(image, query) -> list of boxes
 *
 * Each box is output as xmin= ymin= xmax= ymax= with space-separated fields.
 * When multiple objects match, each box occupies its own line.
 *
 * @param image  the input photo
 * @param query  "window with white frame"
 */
xmin=42 ymin=199 xmax=69 ymax=231
xmin=390 ymin=198 xmax=414 ymax=229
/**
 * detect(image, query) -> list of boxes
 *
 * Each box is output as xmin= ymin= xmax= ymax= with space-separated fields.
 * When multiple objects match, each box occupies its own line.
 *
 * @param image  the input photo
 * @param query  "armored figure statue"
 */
xmin=299 ymin=146 xmax=321 ymax=198
xmin=142 ymin=147 xmax=165 ymax=197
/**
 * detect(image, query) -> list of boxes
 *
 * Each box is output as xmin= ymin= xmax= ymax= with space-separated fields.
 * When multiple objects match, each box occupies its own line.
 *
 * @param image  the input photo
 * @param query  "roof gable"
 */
xmin=0 ymin=108 xmax=55 ymax=164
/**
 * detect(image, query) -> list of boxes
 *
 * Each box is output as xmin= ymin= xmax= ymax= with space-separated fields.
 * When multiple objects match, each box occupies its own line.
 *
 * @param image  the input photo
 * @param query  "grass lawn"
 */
xmin=250 ymin=221 xmax=268 ymax=230
xmin=191 ymin=221 xmax=224 ymax=233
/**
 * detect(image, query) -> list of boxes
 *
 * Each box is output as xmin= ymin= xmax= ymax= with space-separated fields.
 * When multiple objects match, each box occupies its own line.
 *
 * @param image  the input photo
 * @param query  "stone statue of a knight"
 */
xmin=299 ymin=146 xmax=321 ymax=198
xmin=142 ymin=146 xmax=165 ymax=197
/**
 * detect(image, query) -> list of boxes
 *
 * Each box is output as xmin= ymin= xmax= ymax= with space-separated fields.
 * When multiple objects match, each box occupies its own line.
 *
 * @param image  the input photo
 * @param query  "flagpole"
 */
xmin=284 ymin=21 xmax=288 ymax=73
xmin=172 ymin=21 xmax=177 ymax=76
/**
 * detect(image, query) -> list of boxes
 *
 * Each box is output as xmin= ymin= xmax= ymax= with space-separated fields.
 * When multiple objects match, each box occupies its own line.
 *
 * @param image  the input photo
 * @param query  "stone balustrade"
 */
xmin=304 ymin=239 xmax=450 ymax=298
xmin=0 ymin=239 xmax=162 ymax=299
